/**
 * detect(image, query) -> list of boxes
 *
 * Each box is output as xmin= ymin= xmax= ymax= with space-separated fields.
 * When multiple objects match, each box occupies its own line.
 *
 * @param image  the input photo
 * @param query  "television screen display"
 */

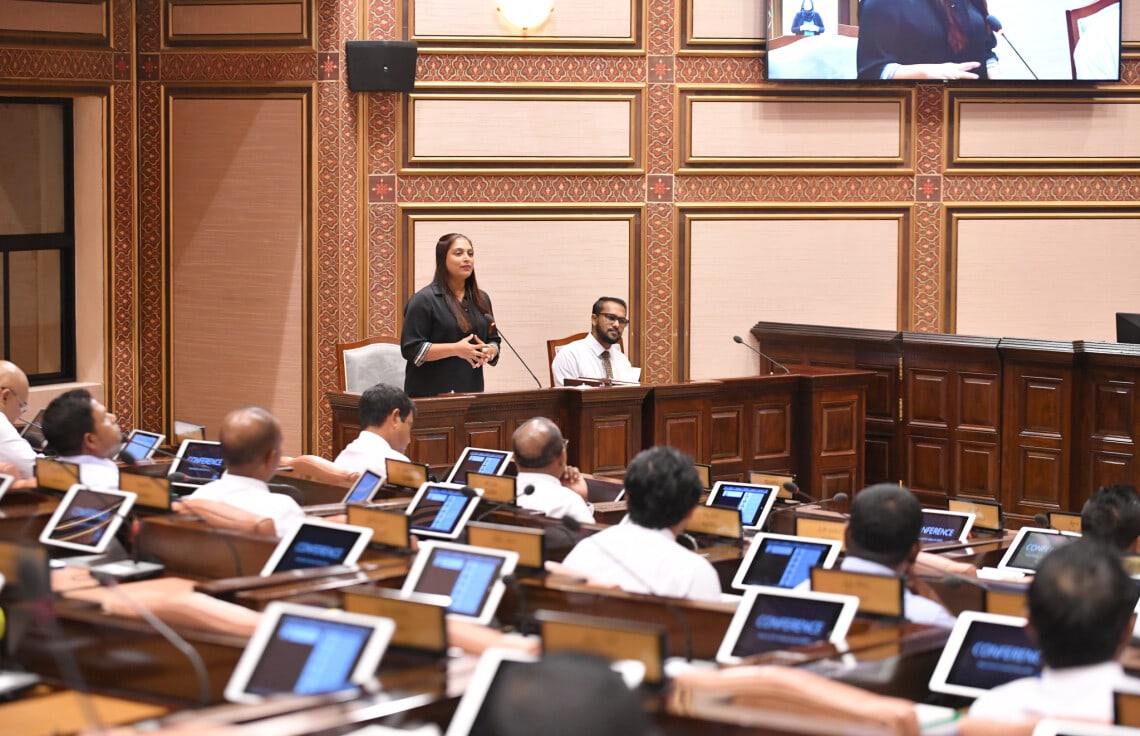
xmin=766 ymin=0 xmax=1121 ymax=82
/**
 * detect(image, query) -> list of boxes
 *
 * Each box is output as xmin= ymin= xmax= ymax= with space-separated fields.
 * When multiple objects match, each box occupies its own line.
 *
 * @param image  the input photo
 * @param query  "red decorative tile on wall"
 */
xmin=915 ymin=175 xmax=941 ymax=202
xmin=417 ymin=54 xmax=644 ymax=84
xmin=647 ymin=83 xmax=674 ymax=174
xmin=943 ymin=176 xmax=1140 ymax=202
xmin=675 ymin=55 xmax=763 ymax=84
xmin=139 ymin=54 xmax=159 ymax=81
xmin=113 ymin=52 xmax=130 ymax=80
xmin=137 ymin=81 xmax=165 ymax=431
xmin=648 ymin=55 xmax=674 ymax=83
xmin=911 ymin=203 xmax=942 ymax=333
xmin=647 ymin=174 xmax=673 ymax=202
xmin=647 ymin=0 xmax=675 ymax=55
xmin=674 ymin=175 xmax=914 ymax=202
xmin=398 ymin=175 xmax=646 ymax=203
xmin=0 ymin=49 xmax=113 ymax=80
xmin=158 ymin=53 xmax=318 ymax=81
xmin=643 ymin=203 xmax=675 ymax=384
xmin=367 ymin=92 xmax=399 ymax=174
xmin=368 ymin=203 xmax=399 ymax=338
xmin=318 ymin=52 xmax=339 ymax=80
xmin=368 ymin=175 xmax=396 ymax=202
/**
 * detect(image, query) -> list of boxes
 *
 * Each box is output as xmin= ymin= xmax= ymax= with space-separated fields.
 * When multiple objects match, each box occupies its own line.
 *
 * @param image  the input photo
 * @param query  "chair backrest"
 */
xmin=175 ymin=497 xmax=278 ymax=537
xmin=546 ymin=332 xmax=625 ymax=387
xmin=336 ymin=335 xmax=405 ymax=393
xmin=287 ymin=454 xmax=357 ymax=486
xmin=1066 ymin=0 xmax=1120 ymax=79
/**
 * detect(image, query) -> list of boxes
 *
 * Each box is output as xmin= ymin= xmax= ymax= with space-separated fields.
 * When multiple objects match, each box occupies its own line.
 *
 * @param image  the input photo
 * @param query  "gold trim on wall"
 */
xmin=402 ymin=85 xmax=645 ymax=174
xmin=676 ymin=86 xmax=913 ymax=173
xmin=678 ymin=205 xmax=912 ymax=380
xmin=163 ymin=0 xmax=314 ymax=48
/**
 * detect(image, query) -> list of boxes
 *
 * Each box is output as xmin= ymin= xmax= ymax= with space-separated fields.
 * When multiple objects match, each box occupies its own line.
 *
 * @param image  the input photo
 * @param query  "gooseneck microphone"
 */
xmin=781 ymin=480 xmax=814 ymax=504
xmin=987 ymin=15 xmax=1039 ymax=80
xmin=485 ymin=313 xmax=543 ymax=388
xmin=732 ymin=335 xmax=791 ymax=375
xmin=764 ymin=492 xmax=849 ymax=531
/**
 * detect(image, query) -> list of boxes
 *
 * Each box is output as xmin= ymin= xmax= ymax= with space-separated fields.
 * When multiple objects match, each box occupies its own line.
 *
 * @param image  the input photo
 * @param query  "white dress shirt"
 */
xmin=551 ymin=333 xmax=635 ymax=387
xmin=58 ymin=454 xmax=120 ymax=490
xmin=0 ymin=413 xmax=36 ymax=479
xmin=185 ymin=474 xmax=306 ymax=538
xmin=514 ymin=471 xmax=594 ymax=523
xmin=969 ymin=661 xmax=1140 ymax=722
xmin=562 ymin=520 xmax=722 ymax=602
xmin=333 ymin=430 xmax=409 ymax=476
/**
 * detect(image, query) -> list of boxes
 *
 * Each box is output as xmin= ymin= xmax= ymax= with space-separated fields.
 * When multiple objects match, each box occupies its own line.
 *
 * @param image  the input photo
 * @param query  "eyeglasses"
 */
xmin=597 ymin=312 xmax=630 ymax=327
xmin=1 ymin=387 xmax=27 ymax=416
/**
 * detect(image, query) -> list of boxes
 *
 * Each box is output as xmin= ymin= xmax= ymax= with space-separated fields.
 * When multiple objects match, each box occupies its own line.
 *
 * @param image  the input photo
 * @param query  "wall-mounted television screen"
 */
xmin=766 ymin=0 xmax=1121 ymax=82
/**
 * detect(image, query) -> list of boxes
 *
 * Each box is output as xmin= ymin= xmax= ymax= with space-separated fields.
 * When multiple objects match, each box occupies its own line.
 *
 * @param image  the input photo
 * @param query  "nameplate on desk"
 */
xmin=0 ymin=540 xmax=47 ymax=594
xmin=385 ymin=458 xmax=428 ymax=491
xmin=119 ymin=473 xmax=172 ymax=511
xmin=467 ymin=521 xmax=544 ymax=568
xmin=948 ymin=498 xmax=1002 ymax=533
xmin=686 ymin=505 xmax=743 ymax=540
xmin=810 ymin=568 xmax=903 ymax=619
xmin=537 ymin=610 xmax=666 ymax=684
xmin=749 ymin=472 xmax=795 ymax=500
xmin=795 ymin=517 xmax=846 ymax=548
xmin=346 ymin=505 xmax=410 ymax=549
xmin=343 ymin=588 xmax=449 ymax=655
xmin=35 ymin=458 xmax=80 ymax=493
xmin=1115 ymin=691 xmax=1140 ymax=727
xmin=1123 ymin=555 xmax=1140 ymax=577
xmin=1047 ymin=511 xmax=1082 ymax=534
xmin=984 ymin=588 xmax=1027 ymax=617
xmin=466 ymin=472 xmax=515 ymax=505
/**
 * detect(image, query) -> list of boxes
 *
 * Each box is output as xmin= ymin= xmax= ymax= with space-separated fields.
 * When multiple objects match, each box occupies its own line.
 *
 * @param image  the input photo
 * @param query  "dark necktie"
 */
xmin=601 ymin=350 xmax=613 ymax=381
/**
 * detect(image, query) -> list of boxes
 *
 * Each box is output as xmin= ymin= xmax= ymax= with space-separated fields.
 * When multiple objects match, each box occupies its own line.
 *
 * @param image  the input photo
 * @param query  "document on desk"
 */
xmin=913 ymin=703 xmax=961 ymax=735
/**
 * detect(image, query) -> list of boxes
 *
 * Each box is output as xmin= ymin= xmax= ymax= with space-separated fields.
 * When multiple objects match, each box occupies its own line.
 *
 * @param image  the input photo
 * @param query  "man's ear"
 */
xmin=907 ymin=540 xmax=921 ymax=564
xmin=387 ymin=408 xmax=402 ymax=426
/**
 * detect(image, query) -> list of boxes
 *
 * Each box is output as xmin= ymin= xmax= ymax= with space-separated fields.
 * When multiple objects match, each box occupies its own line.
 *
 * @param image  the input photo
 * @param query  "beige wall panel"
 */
xmin=171 ymin=97 xmax=305 ymax=454
xmin=956 ymin=218 xmax=1140 ymax=342
xmin=0 ymin=103 xmax=65 ymax=235
xmin=73 ymin=96 xmax=105 ymax=390
xmin=170 ymin=4 xmax=303 ymax=36
xmin=1122 ymin=0 xmax=1138 ymax=43
xmin=689 ymin=100 xmax=902 ymax=159
xmin=958 ymin=101 xmax=1140 ymax=159
xmin=691 ymin=0 xmax=763 ymax=40
xmin=0 ymin=0 xmax=104 ymax=34
xmin=411 ymin=219 xmax=633 ymax=391
xmin=688 ymin=218 xmax=899 ymax=380
xmin=412 ymin=0 xmax=632 ymax=39
xmin=413 ymin=98 xmax=632 ymax=159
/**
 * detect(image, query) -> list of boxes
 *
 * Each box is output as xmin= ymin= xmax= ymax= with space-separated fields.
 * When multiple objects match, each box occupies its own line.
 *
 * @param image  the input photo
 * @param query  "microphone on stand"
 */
xmin=485 ymin=314 xmax=543 ymax=388
xmin=986 ymin=15 xmax=1039 ymax=80
xmin=732 ymin=335 xmax=791 ymax=375
xmin=781 ymin=480 xmax=814 ymax=504
xmin=764 ymin=492 xmax=849 ymax=532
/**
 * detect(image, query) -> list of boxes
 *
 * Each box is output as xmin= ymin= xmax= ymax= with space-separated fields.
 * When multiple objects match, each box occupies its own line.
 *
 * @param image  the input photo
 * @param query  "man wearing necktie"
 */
xmin=551 ymin=297 xmax=635 ymax=387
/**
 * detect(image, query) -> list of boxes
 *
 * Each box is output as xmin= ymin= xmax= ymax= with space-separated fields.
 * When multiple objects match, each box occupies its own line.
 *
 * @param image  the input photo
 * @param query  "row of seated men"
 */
xmin=8 ymin=366 xmax=1140 ymax=735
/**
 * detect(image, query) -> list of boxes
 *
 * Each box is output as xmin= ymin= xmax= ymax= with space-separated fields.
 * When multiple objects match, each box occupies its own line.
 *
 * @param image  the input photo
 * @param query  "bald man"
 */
xmin=511 ymin=417 xmax=594 ymax=523
xmin=0 ymin=361 xmax=35 ymax=479
xmin=184 ymin=407 xmax=305 ymax=538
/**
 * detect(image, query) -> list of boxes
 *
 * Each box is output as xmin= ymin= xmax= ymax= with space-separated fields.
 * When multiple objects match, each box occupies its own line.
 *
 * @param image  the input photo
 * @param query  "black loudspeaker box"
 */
xmin=345 ymin=40 xmax=419 ymax=93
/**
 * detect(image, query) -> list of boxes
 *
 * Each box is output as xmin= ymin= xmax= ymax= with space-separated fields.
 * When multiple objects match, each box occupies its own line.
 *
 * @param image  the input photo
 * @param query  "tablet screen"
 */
xmin=122 ymin=430 xmax=163 ymax=461
xmin=39 ymin=486 xmax=136 ymax=554
xmin=735 ymin=534 xmax=840 ymax=589
xmin=708 ymin=482 xmax=778 ymax=529
xmin=407 ymin=483 xmax=481 ymax=539
xmin=170 ymin=440 xmax=226 ymax=482
xmin=445 ymin=448 xmax=513 ymax=484
xmin=261 ymin=521 xmax=372 ymax=575
xmin=245 ymin=612 xmax=373 ymax=696
xmin=941 ymin=618 xmax=1041 ymax=696
xmin=919 ymin=509 xmax=974 ymax=544
xmin=344 ymin=469 xmax=384 ymax=504
xmin=1001 ymin=528 xmax=1079 ymax=573
xmin=402 ymin=542 xmax=517 ymax=624
xmin=726 ymin=591 xmax=852 ymax=659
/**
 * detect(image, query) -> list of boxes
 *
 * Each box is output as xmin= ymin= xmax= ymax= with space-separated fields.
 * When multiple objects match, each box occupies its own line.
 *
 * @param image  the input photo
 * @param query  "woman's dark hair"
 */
xmin=432 ymin=233 xmax=490 ymax=333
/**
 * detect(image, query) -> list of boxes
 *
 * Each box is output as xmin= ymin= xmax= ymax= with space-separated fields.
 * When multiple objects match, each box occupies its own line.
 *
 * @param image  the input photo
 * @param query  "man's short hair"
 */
xmin=219 ymin=407 xmax=281 ymax=467
xmin=624 ymin=446 xmax=701 ymax=529
xmin=1029 ymin=539 xmax=1139 ymax=669
xmin=358 ymin=383 xmax=415 ymax=428
xmin=485 ymin=652 xmax=652 ymax=736
xmin=1081 ymin=484 xmax=1140 ymax=552
xmin=591 ymin=296 xmax=628 ymax=315
xmin=512 ymin=417 xmax=564 ymax=469
xmin=42 ymin=388 xmax=97 ymax=456
xmin=847 ymin=484 xmax=922 ymax=566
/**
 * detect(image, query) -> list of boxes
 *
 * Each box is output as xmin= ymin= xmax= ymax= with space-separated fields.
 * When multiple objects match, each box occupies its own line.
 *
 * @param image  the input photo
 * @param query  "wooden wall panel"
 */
xmin=411 ymin=0 xmax=636 ymax=43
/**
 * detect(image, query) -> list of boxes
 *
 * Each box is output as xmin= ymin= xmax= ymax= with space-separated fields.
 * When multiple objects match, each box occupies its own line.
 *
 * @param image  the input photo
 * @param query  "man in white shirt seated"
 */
xmin=551 ymin=297 xmax=635 ymax=387
xmin=41 ymin=388 xmax=122 ymax=489
xmin=185 ymin=407 xmax=305 ymax=538
xmin=0 ymin=361 xmax=35 ymax=480
xmin=511 ymin=417 xmax=593 ymax=523
xmin=969 ymin=540 xmax=1140 ymax=721
xmin=561 ymin=446 xmax=721 ymax=602
xmin=1081 ymin=483 xmax=1140 ymax=554
xmin=333 ymin=382 xmax=414 ymax=475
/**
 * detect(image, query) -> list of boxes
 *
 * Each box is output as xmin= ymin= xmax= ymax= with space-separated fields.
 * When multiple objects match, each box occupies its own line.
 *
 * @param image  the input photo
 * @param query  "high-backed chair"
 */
xmin=336 ymin=335 xmax=405 ymax=393
xmin=1066 ymin=0 xmax=1120 ymax=79
xmin=546 ymin=332 xmax=625 ymax=387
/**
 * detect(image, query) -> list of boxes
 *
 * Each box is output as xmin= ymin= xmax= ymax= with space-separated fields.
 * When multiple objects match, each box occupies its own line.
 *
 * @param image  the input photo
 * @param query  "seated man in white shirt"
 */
xmin=969 ymin=540 xmax=1140 ymax=722
xmin=1081 ymin=483 xmax=1140 ymax=554
xmin=511 ymin=417 xmax=593 ymax=523
xmin=41 ymin=388 xmax=122 ymax=489
xmin=184 ymin=407 xmax=306 ymax=538
xmin=551 ymin=297 xmax=635 ymax=387
xmin=561 ymin=446 xmax=721 ymax=602
xmin=0 ymin=360 xmax=36 ymax=481
xmin=333 ymin=382 xmax=414 ymax=475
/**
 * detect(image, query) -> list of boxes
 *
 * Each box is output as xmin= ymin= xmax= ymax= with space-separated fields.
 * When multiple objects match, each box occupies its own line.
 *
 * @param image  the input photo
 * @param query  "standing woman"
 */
xmin=856 ymin=0 xmax=996 ymax=81
xmin=401 ymin=233 xmax=501 ymax=397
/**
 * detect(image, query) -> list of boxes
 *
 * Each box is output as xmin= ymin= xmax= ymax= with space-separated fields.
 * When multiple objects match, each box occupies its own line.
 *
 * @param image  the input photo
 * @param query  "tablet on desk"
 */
xmin=928 ymin=610 xmax=1040 ymax=700
xmin=444 ymin=448 xmax=513 ymax=484
xmin=343 ymin=468 xmax=386 ymax=505
xmin=919 ymin=509 xmax=975 ymax=545
xmin=715 ymin=586 xmax=858 ymax=665
xmin=260 ymin=518 xmax=374 ymax=576
xmin=167 ymin=439 xmax=226 ymax=483
xmin=405 ymin=482 xmax=482 ymax=540
xmin=223 ymin=601 xmax=395 ymax=704
xmin=706 ymin=481 xmax=779 ymax=531
xmin=119 ymin=429 xmax=165 ymax=462
xmin=444 ymin=648 xmax=538 ymax=736
xmin=731 ymin=532 xmax=842 ymax=591
xmin=400 ymin=541 xmax=517 ymax=625
xmin=0 ymin=472 xmax=14 ymax=503
xmin=996 ymin=526 xmax=1080 ymax=575
xmin=39 ymin=485 xmax=137 ymax=554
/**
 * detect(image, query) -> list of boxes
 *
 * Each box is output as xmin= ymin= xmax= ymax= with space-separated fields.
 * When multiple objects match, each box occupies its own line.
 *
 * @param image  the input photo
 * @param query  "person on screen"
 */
xmin=1073 ymin=2 xmax=1120 ymax=81
xmin=791 ymin=0 xmax=825 ymax=36
xmin=560 ymin=446 xmax=721 ymax=601
xmin=333 ymin=382 xmax=414 ymax=475
xmin=1081 ymin=483 xmax=1140 ymax=553
xmin=856 ymin=0 xmax=997 ymax=80
xmin=400 ymin=233 xmax=501 ymax=398
xmin=184 ymin=407 xmax=306 ymax=538
xmin=550 ymin=297 xmax=635 ymax=387
xmin=41 ymin=388 xmax=121 ymax=489
xmin=969 ymin=540 xmax=1140 ymax=721
xmin=0 ymin=361 xmax=36 ymax=480
xmin=480 ymin=652 xmax=653 ymax=736
xmin=511 ymin=417 xmax=594 ymax=523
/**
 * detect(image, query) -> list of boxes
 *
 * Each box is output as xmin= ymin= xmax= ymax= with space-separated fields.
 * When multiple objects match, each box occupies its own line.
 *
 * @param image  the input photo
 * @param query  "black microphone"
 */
xmin=764 ymin=492 xmax=849 ymax=531
xmin=522 ymin=483 xmax=535 ymax=496
xmin=732 ymin=335 xmax=791 ymax=375
xmin=781 ymin=480 xmax=814 ymax=504
xmin=501 ymin=572 xmax=537 ymax=636
xmin=484 ymin=313 xmax=542 ymax=388
xmin=1033 ymin=513 xmax=1050 ymax=528
xmin=986 ymin=14 xmax=1039 ymax=80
